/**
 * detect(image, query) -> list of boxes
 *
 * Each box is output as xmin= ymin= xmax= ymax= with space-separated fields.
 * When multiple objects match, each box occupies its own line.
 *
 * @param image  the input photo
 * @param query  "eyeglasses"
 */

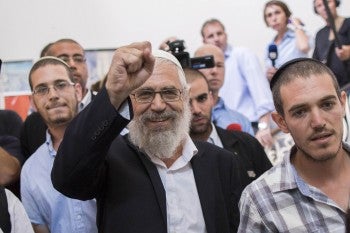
xmin=131 ymin=88 xmax=182 ymax=103
xmin=57 ymin=55 xmax=86 ymax=64
xmin=33 ymin=80 xmax=75 ymax=96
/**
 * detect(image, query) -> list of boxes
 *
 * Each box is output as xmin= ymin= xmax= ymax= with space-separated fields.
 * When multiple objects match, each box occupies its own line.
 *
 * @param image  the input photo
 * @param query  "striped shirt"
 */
xmin=238 ymin=145 xmax=348 ymax=233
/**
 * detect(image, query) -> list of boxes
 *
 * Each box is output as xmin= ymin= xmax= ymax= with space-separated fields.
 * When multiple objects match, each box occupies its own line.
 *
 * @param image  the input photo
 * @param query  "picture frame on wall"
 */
xmin=85 ymin=48 xmax=116 ymax=88
xmin=0 ymin=59 xmax=33 ymax=119
xmin=0 ymin=60 xmax=33 ymax=95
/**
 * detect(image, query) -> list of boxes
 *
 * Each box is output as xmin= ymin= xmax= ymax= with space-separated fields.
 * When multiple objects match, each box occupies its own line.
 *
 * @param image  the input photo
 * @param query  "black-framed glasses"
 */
xmin=131 ymin=88 xmax=182 ymax=103
xmin=57 ymin=55 xmax=86 ymax=64
xmin=33 ymin=80 xmax=75 ymax=96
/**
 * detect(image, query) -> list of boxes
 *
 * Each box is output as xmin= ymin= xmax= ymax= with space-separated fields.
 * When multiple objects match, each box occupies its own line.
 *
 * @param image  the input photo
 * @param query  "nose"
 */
xmin=210 ymin=65 xmax=218 ymax=75
xmin=190 ymin=100 xmax=201 ymax=114
xmin=47 ymin=86 xmax=60 ymax=100
xmin=65 ymin=58 xmax=77 ymax=70
xmin=310 ymin=109 xmax=326 ymax=129
xmin=150 ymin=92 xmax=167 ymax=111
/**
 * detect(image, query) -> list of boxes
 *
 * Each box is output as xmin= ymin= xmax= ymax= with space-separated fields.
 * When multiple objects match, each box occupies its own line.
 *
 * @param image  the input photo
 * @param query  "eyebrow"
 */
xmin=57 ymin=53 xmax=84 ymax=57
xmin=191 ymin=92 xmax=208 ymax=101
xmin=287 ymin=95 xmax=338 ymax=113
xmin=34 ymin=79 xmax=70 ymax=87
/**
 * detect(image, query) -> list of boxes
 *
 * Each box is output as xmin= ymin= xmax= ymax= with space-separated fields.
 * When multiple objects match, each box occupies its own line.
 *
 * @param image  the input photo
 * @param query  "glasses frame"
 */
xmin=57 ymin=55 xmax=86 ymax=64
xmin=32 ymin=80 xmax=75 ymax=96
xmin=131 ymin=88 xmax=183 ymax=103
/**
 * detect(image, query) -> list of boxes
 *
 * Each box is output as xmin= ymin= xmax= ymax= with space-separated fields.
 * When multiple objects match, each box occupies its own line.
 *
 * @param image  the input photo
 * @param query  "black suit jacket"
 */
xmin=216 ymin=126 xmax=272 ymax=183
xmin=52 ymin=88 xmax=245 ymax=233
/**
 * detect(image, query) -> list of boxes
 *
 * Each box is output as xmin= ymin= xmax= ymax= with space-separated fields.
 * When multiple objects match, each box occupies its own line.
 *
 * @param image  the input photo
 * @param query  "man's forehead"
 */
xmin=50 ymin=42 xmax=84 ymax=55
xmin=140 ymin=62 xmax=180 ymax=88
xmin=32 ymin=65 xmax=70 ymax=83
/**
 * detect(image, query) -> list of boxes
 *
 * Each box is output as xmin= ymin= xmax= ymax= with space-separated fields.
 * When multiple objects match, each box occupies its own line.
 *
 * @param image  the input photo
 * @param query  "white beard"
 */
xmin=128 ymin=102 xmax=191 ymax=160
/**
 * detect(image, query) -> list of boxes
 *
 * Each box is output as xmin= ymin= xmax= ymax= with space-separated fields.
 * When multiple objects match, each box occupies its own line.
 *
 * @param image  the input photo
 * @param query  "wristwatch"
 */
xmin=258 ymin=122 xmax=268 ymax=130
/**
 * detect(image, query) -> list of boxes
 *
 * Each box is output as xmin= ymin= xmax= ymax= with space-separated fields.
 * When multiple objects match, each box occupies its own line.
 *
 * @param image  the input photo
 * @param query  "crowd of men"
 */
xmin=1 ymin=0 xmax=350 ymax=232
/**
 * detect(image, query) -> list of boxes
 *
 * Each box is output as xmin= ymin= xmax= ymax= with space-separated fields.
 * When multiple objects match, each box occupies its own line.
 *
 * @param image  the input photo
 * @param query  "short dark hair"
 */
xmin=28 ymin=56 xmax=74 ymax=90
xmin=200 ymin=18 xmax=225 ymax=37
xmin=263 ymin=0 xmax=291 ymax=26
xmin=40 ymin=42 xmax=54 ymax=57
xmin=183 ymin=68 xmax=210 ymax=91
xmin=46 ymin=38 xmax=85 ymax=56
xmin=271 ymin=58 xmax=341 ymax=116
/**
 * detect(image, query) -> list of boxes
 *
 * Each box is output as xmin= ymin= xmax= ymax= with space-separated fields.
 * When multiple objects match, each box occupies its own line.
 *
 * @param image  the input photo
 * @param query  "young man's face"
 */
xmin=31 ymin=64 xmax=82 ymax=128
xmin=189 ymin=77 xmax=214 ymax=136
xmin=273 ymin=74 xmax=346 ymax=162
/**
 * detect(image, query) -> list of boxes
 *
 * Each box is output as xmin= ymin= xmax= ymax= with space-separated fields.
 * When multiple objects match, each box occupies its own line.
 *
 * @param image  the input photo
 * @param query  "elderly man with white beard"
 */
xmin=51 ymin=41 xmax=245 ymax=233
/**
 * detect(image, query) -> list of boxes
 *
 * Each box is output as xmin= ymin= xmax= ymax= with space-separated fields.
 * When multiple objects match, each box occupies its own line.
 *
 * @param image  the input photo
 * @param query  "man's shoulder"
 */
xmin=231 ymin=46 xmax=255 ymax=57
xmin=194 ymin=140 xmax=234 ymax=159
xmin=216 ymin=126 xmax=254 ymax=144
xmin=22 ymin=143 xmax=48 ymax=170
xmin=243 ymin=160 xmax=291 ymax=195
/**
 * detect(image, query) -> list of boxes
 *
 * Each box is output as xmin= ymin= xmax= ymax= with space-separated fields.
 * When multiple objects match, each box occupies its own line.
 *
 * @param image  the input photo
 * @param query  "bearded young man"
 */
xmin=238 ymin=58 xmax=350 ymax=232
xmin=21 ymin=57 xmax=97 ymax=233
xmin=51 ymin=42 xmax=245 ymax=233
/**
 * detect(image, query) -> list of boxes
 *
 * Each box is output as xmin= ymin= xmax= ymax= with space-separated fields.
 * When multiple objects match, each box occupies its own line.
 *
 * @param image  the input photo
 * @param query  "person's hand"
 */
xmin=106 ymin=41 xmax=155 ymax=108
xmin=158 ymin=36 xmax=178 ymax=51
xmin=289 ymin=17 xmax=304 ymax=29
xmin=266 ymin=67 xmax=277 ymax=82
xmin=335 ymin=45 xmax=350 ymax=61
xmin=255 ymin=128 xmax=274 ymax=148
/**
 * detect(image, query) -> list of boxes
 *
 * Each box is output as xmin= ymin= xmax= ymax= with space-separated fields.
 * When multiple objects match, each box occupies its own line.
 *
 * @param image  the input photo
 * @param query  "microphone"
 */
xmin=268 ymin=44 xmax=278 ymax=67
xmin=226 ymin=123 xmax=242 ymax=132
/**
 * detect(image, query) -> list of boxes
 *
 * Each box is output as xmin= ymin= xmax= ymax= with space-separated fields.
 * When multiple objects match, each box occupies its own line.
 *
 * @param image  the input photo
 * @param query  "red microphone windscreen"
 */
xmin=226 ymin=123 xmax=242 ymax=132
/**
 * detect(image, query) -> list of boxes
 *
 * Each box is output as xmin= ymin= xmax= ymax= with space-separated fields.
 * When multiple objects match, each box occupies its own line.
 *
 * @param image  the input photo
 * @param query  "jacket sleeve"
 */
xmin=51 ymin=88 xmax=131 ymax=200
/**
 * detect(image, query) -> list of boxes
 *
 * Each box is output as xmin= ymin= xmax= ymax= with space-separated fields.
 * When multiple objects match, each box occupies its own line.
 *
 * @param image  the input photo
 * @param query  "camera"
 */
xmin=167 ymin=40 xmax=214 ymax=69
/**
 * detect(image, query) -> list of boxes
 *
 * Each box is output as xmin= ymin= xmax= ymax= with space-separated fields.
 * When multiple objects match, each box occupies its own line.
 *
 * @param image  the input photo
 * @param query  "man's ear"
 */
xmin=271 ymin=111 xmax=290 ymax=133
xmin=340 ymin=90 xmax=347 ymax=118
xmin=208 ymin=91 xmax=214 ymax=108
xmin=74 ymin=83 xmax=83 ymax=102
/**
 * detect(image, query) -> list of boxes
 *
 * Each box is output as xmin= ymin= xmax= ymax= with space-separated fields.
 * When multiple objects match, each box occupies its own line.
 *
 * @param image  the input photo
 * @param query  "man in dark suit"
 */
xmin=21 ymin=38 xmax=96 ymax=159
xmin=51 ymin=42 xmax=246 ymax=233
xmin=184 ymin=68 xmax=272 ymax=183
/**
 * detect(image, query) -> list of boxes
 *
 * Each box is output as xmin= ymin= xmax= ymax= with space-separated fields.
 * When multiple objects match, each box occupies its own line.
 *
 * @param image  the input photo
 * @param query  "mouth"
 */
xmin=46 ymin=103 xmax=67 ymax=110
xmin=310 ymin=132 xmax=333 ymax=143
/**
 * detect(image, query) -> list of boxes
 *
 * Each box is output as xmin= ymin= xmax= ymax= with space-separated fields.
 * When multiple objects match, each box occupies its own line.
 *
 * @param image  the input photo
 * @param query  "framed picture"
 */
xmin=0 ymin=60 xmax=33 ymax=95
xmin=0 ymin=59 xmax=33 ymax=117
xmin=85 ymin=48 xmax=116 ymax=88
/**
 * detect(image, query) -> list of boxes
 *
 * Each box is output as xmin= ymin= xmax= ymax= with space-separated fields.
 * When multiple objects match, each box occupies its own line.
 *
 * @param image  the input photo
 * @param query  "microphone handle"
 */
xmin=272 ymin=59 xmax=275 ymax=68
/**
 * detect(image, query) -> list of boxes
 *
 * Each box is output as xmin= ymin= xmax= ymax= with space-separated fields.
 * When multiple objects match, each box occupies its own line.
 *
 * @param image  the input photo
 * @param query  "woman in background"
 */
xmin=263 ymin=0 xmax=312 ymax=81
xmin=313 ymin=0 xmax=350 ymax=88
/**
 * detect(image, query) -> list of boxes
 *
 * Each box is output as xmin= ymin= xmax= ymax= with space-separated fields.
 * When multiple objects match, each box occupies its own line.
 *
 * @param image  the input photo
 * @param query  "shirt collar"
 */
xmin=148 ymin=134 xmax=198 ymax=170
xmin=45 ymin=130 xmax=56 ymax=158
xmin=213 ymin=97 xmax=225 ymax=111
xmin=79 ymin=89 xmax=92 ymax=112
xmin=224 ymin=44 xmax=232 ymax=59
xmin=208 ymin=123 xmax=223 ymax=148
xmin=274 ymin=143 xmax=350 ymax=194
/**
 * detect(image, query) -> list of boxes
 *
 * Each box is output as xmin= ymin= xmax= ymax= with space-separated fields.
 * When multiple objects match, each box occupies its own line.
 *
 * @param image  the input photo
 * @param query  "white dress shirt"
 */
xmin=148 ymin=134 xmax=207 ymax=233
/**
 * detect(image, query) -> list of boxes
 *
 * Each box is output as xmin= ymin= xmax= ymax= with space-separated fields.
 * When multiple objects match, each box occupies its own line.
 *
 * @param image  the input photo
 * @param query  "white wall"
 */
xmin=1 ymin=0 xmax=350 ymax=63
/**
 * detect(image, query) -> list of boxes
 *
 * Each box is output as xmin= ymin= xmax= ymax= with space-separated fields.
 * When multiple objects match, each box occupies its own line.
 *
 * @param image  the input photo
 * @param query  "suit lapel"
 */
xmin=191 ymin=149 xmax=216 ymax=233
xmin=136 ymin=149 xmax=167 ymax=226
xmin=216 ymin=126 xmax=239 ymax=152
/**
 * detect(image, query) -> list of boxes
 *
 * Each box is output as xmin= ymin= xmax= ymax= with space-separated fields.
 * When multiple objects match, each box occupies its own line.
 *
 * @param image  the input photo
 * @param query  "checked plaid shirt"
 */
xmin=238 ymin=145 xmax=348 ymax=233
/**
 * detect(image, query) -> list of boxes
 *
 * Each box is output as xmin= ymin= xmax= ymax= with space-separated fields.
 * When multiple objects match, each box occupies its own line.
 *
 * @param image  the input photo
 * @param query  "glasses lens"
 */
xmin=135 ymin=90 xmax=154 ymax=103
xmin=161 ymin=89 xmax=180 ymax=101
xmin=34 ymin=86 xmax=49 ymax=95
